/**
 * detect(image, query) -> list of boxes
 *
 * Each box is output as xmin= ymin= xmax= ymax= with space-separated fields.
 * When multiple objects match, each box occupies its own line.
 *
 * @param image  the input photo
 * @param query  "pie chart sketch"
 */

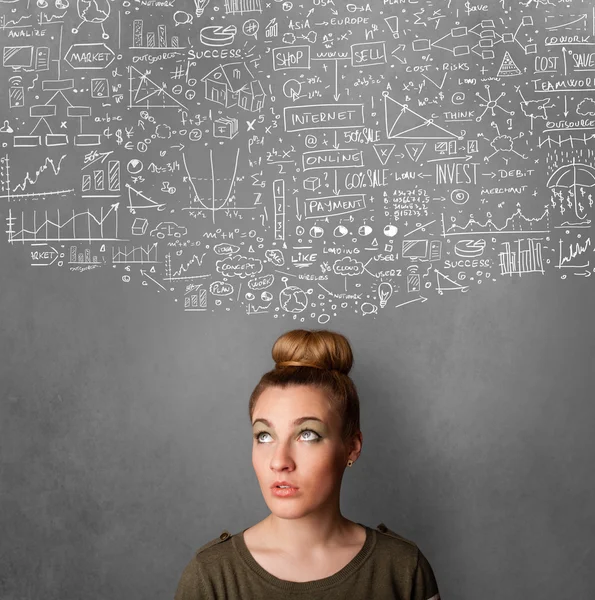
xmin=283 ymin=79 xmax=302 ymax=101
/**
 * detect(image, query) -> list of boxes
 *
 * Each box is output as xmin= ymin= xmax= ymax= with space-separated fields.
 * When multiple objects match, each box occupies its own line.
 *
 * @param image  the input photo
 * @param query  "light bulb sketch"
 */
xmin=378 ymin=282 xmax=393 ymax=308
xmin=193 ymin=0 xmax=210 ymax=18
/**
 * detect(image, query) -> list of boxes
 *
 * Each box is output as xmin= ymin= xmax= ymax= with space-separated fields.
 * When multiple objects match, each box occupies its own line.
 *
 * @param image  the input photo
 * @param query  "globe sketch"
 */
xmin=279 ymin=286 xmax=308 ymax=313
xmin=73 ymin=0 xmax=111 ymax=38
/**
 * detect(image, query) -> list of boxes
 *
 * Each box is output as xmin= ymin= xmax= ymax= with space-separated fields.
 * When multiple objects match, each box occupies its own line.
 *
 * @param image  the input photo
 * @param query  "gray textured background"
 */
xmin=2 ymin=246 xmax=595 ymax=599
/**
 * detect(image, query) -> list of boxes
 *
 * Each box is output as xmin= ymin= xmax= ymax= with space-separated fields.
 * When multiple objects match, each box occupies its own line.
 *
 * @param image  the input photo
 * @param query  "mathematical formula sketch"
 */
xmin=2 ymin=0 xmax=594 ymax=321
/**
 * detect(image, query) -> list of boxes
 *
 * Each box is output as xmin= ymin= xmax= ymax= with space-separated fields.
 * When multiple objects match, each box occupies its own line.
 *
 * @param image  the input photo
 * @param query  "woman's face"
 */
xmin=251 ymin=385 xmax=354 ymax=518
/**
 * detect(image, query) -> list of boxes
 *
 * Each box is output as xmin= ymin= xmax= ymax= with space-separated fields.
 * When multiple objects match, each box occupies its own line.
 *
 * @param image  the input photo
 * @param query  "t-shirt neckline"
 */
xmin=233 ymin=522 xmax=376 ymax=592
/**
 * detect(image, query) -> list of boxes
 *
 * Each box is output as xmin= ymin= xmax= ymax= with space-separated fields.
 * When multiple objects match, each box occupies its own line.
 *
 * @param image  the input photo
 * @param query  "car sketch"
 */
xmin=149 ymin=222 xmax=188 ymax=239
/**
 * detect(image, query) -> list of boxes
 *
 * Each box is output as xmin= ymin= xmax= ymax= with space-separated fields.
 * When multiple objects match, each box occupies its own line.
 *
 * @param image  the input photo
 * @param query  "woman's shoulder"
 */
xmin=374 ymin=522 xmax=419 ymax=549
xmin=192 ymin=529 xmax=235 ymax=561
xmin=372 ymin=522 xmax=440 ymax=594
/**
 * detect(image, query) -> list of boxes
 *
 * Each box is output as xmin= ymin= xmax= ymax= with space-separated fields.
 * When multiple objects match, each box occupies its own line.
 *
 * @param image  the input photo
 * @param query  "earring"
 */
xmin=347 ymin=460 xmax=353 ymax=467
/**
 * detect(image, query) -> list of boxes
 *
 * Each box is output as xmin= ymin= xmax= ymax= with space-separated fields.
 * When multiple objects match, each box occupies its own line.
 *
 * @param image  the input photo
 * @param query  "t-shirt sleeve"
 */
xmin=411 ymin=547 xmax=440 ymax=600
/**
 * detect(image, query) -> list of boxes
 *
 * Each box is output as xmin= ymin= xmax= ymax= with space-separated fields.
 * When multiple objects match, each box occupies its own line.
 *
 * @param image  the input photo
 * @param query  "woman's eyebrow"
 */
xmin=252 ymin=416 xmax=324 ymax=427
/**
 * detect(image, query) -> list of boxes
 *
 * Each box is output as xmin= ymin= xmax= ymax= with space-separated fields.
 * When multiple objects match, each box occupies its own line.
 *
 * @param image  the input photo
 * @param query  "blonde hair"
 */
xmin=248 ymin=329 xmax=361 ymax=444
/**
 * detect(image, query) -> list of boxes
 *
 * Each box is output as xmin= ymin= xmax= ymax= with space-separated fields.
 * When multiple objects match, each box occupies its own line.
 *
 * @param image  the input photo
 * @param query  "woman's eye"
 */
xmin=254 ymin=430 xmax=320 ymax=443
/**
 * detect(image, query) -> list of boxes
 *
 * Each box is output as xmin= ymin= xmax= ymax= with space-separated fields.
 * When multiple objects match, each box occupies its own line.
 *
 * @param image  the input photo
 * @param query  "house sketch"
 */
xmin=201 ymin=62 xmax=265 ymax=112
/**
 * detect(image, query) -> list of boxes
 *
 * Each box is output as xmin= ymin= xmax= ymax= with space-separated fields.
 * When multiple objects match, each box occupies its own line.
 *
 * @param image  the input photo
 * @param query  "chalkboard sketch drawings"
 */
xmin=451 ymin=189 xmax=470 ymax=206
xmin=519 ymin=0 xmax=555 ymax=8
xmin=577 ymin=99 xmax=595 ymax=117
xmin=538 ymin=133 xmax=595 ymax=149
xmin=544 ymin=13 xmax=589 ymax=32
xmin=6 ymin=203 xmax=121 ymax=243
xmin=65 ymin=42 xmax=115 ymax=71
xmin=245 ymin=289 xmax=274 ymax=315
xmin=373 ymin=143 xmax=395 ymax=166
xmin=125 ymin=183 xmax=166 ymax=214
xmin=454 ymin=240 xmax=487 ymax=258
xmin=404 ymin=143 xmax=426 ymax=162
xmin=265 ymin=248 xmax=285 ymax=267
xmin=224 ymin=0 xmax=261 ymax=16
xmin=556 ymin=237 xmax=592 ymax=274
xmin=193 ymin=0 xmax=210 ymax=18
xmin=29 ymin=244 xmax=61 ymax=267
xmin=69 ymin=245 xmax=104 ymax=267
xmin=273 ymin=178 xmax=285 ymax=241
xmin=377 ymin=281 xmax=393 ymax=308
xmin=279 ymin=282 xmax=309 ymax=314
xmin=128 ymin=66 xmax=188 ymax=110
xmin=183 ymin=147 xmax=241 ymax=223
xmin=412 ymin=7 xmax=445 ymax=30
xmin=497 ymin=51 xmax=522 ymax=77
xmin=131 ymin=217 xmax=148 ymax=235
xmin=264 ymin=18 xmax=278 ymax=39
xmin=281 ymin=31 xmax=316 ymax=45
xmin=213 ymin=117 xmax=238 ymax=139
xmin=149 ymin=221 xmax=187 ymax=240
xmin=475 ymin=85 xmax=515 ymax=122
xmin=90 ymin=78 xmax=109 ymax=99
xmin=516 ymin=87 xmax=554 ymax=130
xmin=164 ymin=252 xmax=208 ymax=281
xmin=499 ymin=238 xmax=545 ymax=276
xmin=199 ymin=25 xmax=237 ymax=47
xmin=402 ymin=239 xmax=430 ymax=261
xmin=283 ymin=79 xmax=303 ymax=102
xmin=112 ymin=243 xmax=159 ymax=264
xmin=201 ymin=63 xmax=265 ymax=112
xmin=81 ymin=152 xmax=120 ymax=198
xmin=3 ymin=45 xmax=33 ymax=69
xmin=406 ymin=265 xmax=421 ymax=293
xmin=383 ymin=93 xmax=461 ymax=140
xmin=184 ymin=285 xmax=208 ymax=311
xmin=303 ymin=176 xmax=319 ymax=191
xmin=127 ymin=159 xmax=143 ymax=176
xmin=1 ymin=0 xmax=594 ymax=317
xmin=131 ymin=20 xmax=182 ymax=50
xmin=482 ymin=128 xmax=528 ymax=163
xmin=434 ymin=269 xmax=469 ymax=295
xmin=7 ymin=154 xmax=67 ymax=195
xmin=19 ymin=77 xmax=98 ymax=148
xmin=547 ymin=162 xmax=595 ymax=221
xmin=441 ymin=208 xmax=550 ymax=237
xmin=8 ymin=79 xmax=24 ymax=109
xmin=384 ymin=16 xmax=399 ymax=39
xmin=73 ymin=0 xmax=111 ymax=40
xmin=412 ymin=28 xmax=470 ymax=58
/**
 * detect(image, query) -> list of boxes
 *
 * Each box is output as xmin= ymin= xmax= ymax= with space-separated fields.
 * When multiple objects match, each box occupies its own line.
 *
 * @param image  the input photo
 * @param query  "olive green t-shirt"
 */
xmin=174 ymin=522 xmax=440 ymax=600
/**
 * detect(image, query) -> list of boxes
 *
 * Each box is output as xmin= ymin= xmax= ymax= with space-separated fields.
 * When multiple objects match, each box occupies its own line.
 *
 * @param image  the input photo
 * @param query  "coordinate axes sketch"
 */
xmin=1 ymin=0 xmax=594 ymax=321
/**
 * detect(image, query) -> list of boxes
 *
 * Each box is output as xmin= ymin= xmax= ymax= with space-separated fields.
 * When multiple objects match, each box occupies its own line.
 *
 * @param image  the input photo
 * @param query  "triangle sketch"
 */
xmin=126 ymin=183 xmax=167 ymax=214
xmin=384 ymin=95 xmax=460 ymax=140
xmin=373 ymin=143 xmax=396 ymax=165
xmin=497 ymin=51 xmax=522 ymax=77
xmin=435 ymin=268 xmax=469 ymax=294
xmin=404 ymin=142 xmax=427 ymax=162
xmin=128 ymin=66 xmax=188 ymax=109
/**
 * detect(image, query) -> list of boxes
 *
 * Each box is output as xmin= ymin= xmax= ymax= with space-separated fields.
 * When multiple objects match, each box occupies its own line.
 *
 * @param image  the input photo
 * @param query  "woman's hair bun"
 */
xmin=272 ymin=329 xmax=353 ymax=376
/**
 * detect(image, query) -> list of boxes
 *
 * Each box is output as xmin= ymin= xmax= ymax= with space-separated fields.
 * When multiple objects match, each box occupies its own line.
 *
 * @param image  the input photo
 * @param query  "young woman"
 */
xmin=174 ymin=329 xmax=441 ymax=599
